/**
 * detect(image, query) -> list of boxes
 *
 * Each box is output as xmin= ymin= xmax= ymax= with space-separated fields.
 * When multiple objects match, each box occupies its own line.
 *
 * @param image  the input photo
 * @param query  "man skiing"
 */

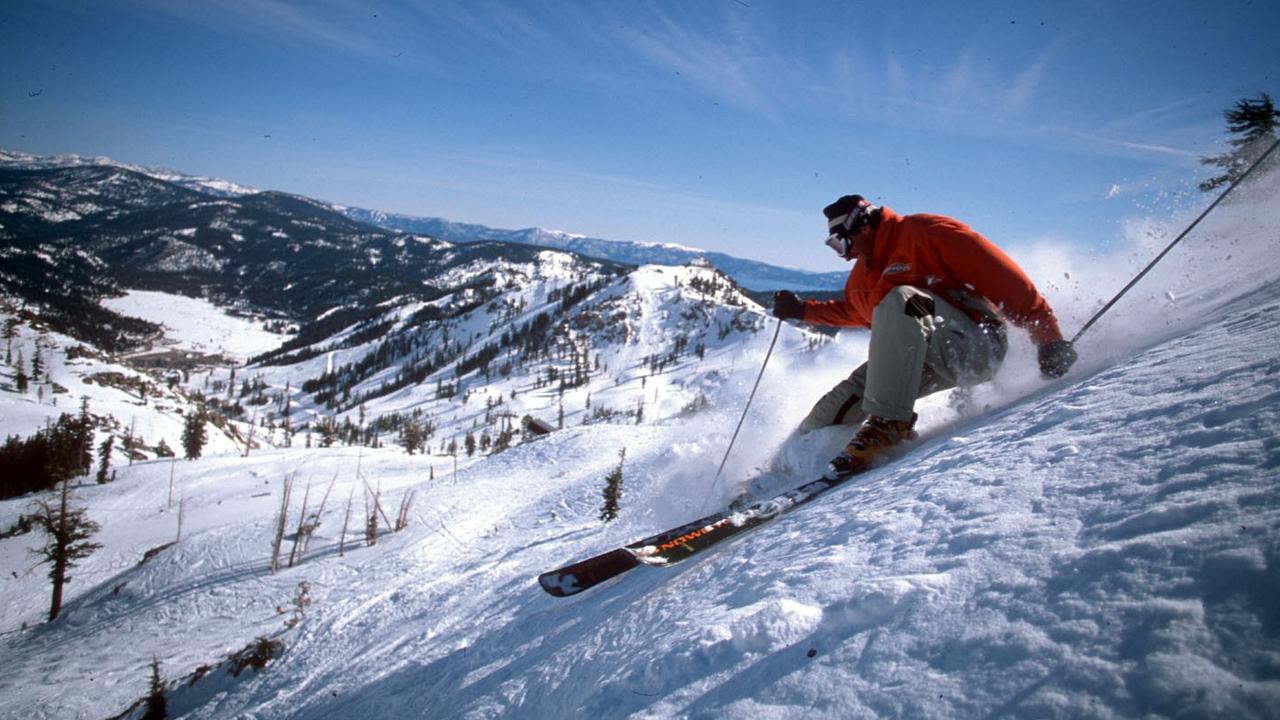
xmin=773 ymin=194 xmax=1078 ymax=478
xmin=543 ymin=198 xmax=1079 ymax=596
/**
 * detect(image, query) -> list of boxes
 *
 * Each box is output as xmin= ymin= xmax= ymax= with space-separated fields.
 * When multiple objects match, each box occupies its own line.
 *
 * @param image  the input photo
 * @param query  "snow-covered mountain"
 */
xmin=0 ymin=154 xmax=791 ymax=486
xmin=1 ymin=149 xmax=1277 ymax=719
xmin=0 ymin=149 xmax=258 ymax=198
xmin=339 ymin=207 xmax=846 ymax=292
xmin=0 ymin=150 xmax=843 ymax=292
xmin=0 ymin=159 xmax=1274 ymax=712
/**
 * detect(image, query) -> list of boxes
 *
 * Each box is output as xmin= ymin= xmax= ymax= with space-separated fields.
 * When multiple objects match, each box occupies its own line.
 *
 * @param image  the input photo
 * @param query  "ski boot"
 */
xmin=728 ymin=492 xmax=755 ymax=513
xmin=826 ymin=413 xmax=918 ymax=478
xmin=727 ymin=472 xmax=778 ymax=512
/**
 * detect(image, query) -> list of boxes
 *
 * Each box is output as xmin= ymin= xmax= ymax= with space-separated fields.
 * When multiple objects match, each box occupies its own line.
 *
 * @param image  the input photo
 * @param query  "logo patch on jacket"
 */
xmin=882 ymin=262 xmax=912 ymax=277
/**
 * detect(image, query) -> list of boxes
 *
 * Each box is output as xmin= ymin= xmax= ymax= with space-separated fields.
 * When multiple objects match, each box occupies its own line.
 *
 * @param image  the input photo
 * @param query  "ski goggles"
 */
xmin=825 ymin=233 xmax=853 ymax=257
xmin=824 ymin=202 xmax=875 ymax=257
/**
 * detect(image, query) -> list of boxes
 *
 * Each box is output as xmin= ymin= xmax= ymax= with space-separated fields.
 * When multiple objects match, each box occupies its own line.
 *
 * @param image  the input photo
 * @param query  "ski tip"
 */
xmin=537 ymin=548 xmax=641 ymax=597
xmin=538 ymin=572 xmax=584 ymax=597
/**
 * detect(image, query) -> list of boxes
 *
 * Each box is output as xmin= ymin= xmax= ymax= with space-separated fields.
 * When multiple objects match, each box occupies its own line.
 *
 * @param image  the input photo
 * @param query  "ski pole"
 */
xmin=1073 ymin=136 xmax=1280 ymax=344
xmin=704 ymin=317 xmax=782 ymax=509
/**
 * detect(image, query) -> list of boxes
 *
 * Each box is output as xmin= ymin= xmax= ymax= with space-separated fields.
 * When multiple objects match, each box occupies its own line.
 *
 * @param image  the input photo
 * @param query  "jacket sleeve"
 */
xmin=801 ymin=273 xmax=870 ymax=328
xmin=927 ymin=218 xmax=1064 ymax=345
xmin=801 ymin=299 xmax=868 ymax=328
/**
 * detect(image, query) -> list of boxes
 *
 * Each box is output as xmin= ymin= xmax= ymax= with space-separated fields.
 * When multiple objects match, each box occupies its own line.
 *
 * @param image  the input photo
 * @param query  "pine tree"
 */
xmin=75 ymin=398 xmax=93 ymax=476
xmin=402 ymin=419 xmax=425 ymax=455
xmin=182 ymin=411 xmax=207 ymax=460
xmin=96 ymin=435 xmax=114 ymax=484
xmin=0 ymin=412 xmax=95 ymax=498
xmin=31 ymin=343 xmax=42 ymax=383
xmin=282 ymin=412 xmax=293 ymax=448
xmin=123 ymin=418 xmax=137 ymax=465
xmin=1200 ymin=92 xmax=1280 ymax=191
xmin=3 ymin=317 xmax=17 ymax=364
xmin=31 ymin=481 xmax=102 ymax=621
xmin=14 ymin=350 xmax=29 ymax=394
xmin=317 ymin=417 xmax=337 ymax=448
xmin=142 ymin=658 xmax=167 ymax=720
xmin=599 ymin=448 xmax=626 ymax=523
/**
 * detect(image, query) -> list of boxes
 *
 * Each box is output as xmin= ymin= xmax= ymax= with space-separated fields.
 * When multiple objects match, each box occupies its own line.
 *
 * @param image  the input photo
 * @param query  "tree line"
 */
xmin=0 ymin=405 xmax=94 ymax=500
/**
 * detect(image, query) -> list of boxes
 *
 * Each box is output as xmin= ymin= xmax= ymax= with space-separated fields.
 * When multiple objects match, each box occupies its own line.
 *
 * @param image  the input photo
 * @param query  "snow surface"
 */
xmin=1 ymin=170 xmax=1279 ymax=719
xmin=0 ymin=150 xmax=259 ymax=197
xmin=0 ymin=319 xmax=242 ymax=459
xmin=100 ymin=289 xmax=292 ymax=363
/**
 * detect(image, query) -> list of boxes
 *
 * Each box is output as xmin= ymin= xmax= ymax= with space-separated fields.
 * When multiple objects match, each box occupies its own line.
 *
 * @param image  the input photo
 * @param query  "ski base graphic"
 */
xmin=538 ymin=471 xmax=857 ymax=597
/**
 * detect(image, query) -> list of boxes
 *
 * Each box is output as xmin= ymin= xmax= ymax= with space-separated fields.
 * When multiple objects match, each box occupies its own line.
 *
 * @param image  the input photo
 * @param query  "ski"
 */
xmin=538 ymin=469 xmax=864 ymax=597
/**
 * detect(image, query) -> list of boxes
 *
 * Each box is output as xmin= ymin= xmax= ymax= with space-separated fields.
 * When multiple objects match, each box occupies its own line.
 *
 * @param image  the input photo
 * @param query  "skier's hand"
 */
xmin=772 ymin=290 xmax=804 ymax=321
xmin=1037 ymin=339 xmax=1078 ymax=378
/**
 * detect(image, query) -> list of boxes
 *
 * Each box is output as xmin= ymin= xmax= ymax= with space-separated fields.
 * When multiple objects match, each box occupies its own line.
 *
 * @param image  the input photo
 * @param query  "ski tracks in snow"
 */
xmin=243 ymin=283 xmax=1280 ymax=719
xmin=417 ymin=282 xmax=1280 ymax=719
xmin=4 ymin=272 xmax=1280 ymax=718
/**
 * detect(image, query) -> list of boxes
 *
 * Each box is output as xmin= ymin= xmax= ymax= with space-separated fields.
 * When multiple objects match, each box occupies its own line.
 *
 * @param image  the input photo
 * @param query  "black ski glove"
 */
xmin=772 ymin=290 xmax=804 ymax=321
xmin=1037 ymin=339 xmax=1078 ymax=378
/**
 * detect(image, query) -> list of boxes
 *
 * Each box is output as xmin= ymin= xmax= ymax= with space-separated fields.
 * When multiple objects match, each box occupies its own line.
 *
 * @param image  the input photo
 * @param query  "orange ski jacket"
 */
xmin=802 ymin=207 xmax=1064 ymax=345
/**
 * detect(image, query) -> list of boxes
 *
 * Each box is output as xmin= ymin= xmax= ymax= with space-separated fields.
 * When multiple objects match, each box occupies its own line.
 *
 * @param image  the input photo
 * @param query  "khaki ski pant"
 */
xmin=798 ymin=286 xmax=1007 ymax=431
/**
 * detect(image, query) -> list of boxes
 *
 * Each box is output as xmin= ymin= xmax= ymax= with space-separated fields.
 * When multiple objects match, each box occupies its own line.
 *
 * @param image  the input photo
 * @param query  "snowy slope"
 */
xmin=0 ymin=314 xmax=242 ymax=460
xmin=1 ymin=167 xmax=1277 ymax=719
xmin=204 ymin=257 xmax=792 ymax=463
xmin=203 ymin=283 xmax=1280 ymax=718
xmin=101 ymin=289 xmax=292 ymax=363
xmin=1 ymin=226 xmax=1278 ymax=718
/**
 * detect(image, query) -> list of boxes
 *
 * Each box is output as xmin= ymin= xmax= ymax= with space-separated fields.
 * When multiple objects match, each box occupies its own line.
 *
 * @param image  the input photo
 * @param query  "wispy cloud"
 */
xmin=402 ymin=0 xmax=565 ymax=61
xmin=1066 ymin=132 xmax=1203 ymax=160
xmin=239 ymin=1 xmax=384 ymax=59
xmin=135 ymin=0 xmax=432 ymax=66
xmin=129 ymin=0 xmax=1222 ymax=172
xmin=806 ymin=35 xmax=1215 ymax=167
xmin=1004 ymin=51 xmax=1051 ymax=115
xmin=876 ymin=42 xmax=1057 ymax=125
xmin=608 ymin=4 xmax=790 ymax=120
xmin=1099 ymin=95 xmax=1208 ymax=135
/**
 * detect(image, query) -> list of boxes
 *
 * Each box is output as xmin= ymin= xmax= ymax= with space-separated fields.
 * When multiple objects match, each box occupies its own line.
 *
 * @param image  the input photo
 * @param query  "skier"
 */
xmin=545 ymin=199 xmax=1080 ymax=594
xmin=773 ymin=194 xmax=1078 ymax=478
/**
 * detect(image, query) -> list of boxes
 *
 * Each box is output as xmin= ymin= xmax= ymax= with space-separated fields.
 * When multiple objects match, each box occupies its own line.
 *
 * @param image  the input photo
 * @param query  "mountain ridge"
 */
xmin=0 ymin=149 xmax=843 ymax=292
xmin=339 ymin=206 xmax=847 ymax=292
xmin=0 ymin=153 xmax=815 ymax=491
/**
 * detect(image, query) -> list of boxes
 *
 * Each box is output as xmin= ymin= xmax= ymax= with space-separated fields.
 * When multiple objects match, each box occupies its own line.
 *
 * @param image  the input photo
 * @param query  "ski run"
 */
xmin=2 ymin=170 xmax=1279 ymax=719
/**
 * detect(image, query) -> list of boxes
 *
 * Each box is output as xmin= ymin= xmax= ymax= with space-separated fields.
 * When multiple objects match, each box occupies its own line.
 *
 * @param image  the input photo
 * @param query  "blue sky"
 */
xmin=2 ymin=1 xmax=1276 ymax=272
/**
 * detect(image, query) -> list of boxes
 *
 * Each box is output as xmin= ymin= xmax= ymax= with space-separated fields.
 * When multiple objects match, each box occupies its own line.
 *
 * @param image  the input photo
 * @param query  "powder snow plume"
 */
xmin=1030 ymin=161 xmax=1280 ymax=367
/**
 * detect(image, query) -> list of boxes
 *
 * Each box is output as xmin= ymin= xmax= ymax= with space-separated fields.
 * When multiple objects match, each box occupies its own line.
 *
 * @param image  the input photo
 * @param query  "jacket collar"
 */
xmin=863 ymin=206 xmax=898 ymax=270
